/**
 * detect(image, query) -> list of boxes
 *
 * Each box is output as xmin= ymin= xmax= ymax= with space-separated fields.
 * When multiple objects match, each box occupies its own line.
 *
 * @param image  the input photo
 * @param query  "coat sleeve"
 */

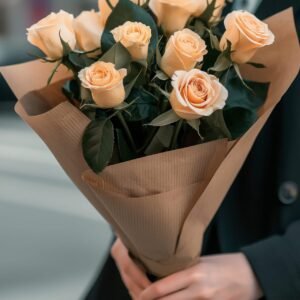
xmin=241 ymin=220 xmax=300 ymax=300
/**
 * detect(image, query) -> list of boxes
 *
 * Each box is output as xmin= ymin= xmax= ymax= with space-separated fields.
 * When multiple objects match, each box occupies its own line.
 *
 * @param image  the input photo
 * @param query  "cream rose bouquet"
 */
xmin=1 ymin=0 xmax=299 ymax=277
xmin=26 ymin=1 xmax=275 ymax=173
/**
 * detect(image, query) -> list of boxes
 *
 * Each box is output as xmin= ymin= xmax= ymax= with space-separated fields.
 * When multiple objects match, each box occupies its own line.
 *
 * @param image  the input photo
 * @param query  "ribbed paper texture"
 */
xmin=1 ymin=9 xmax=299 ymax=277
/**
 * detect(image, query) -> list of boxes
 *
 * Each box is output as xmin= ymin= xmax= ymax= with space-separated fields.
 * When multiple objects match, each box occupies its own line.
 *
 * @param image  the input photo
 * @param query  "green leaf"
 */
xmin=209 ymin=53 xmax=232 ymax=72
xmin=233 ymin=64 xmax=253 ymax=91
xmin=59 ymin=32 xmax=72 ymax=57
xmin=116 ymin=128 xmax=137 ymax=162
xmin=99 ymin=42 xmax=131 ymax=69
xmin=62 ymin=79 xmax=80 ymax=101
xmin=148 ymin=110 xmax=180 ymax=127
xmin=114 ymin=99 xmax=137 ymax=111
xmin=144 ymin=126 xmax=174 ymax=155
xmin=186 ymin=119 xmax=202 ymax=138
xmin=154 ymin=70 xmax=169 ymax=81
xmin=124 ymin=62 xmax=145 ymax=98
xmin=224 ymin=108 xmax=257 ymax=139
xmin=209 ymin=40 xmax=232 ymax=72
xmin=149 ymin=83 xmax=170 ymax=98
xmin=156 ymin=36 xmax=163 ymax=65
xmin=198 ymin=0 xmax=217 ymax=25
xmin=247 ymin=62 xmax=266 ymax=68
xmin=206 ymin=29 xmax=220 ymax=50
xmin=194 ymin=19 xmax=206 ymax=36
xmin=72 ymin=47 xmax=101 ymax=56
xmin=223 ymin=68 xmax=270 ymax=139
xmin=202 ymin=110 xmax=232 ymax=140
xmin=125 ymin=88 xmax=159 ymax=122
xmin=101 ymin=0 xmax=158 ymax=63
xmin=68 ymin=52 xmax=95 ymax=70
xmin=82 ymin=119 xmax=114 ymax=173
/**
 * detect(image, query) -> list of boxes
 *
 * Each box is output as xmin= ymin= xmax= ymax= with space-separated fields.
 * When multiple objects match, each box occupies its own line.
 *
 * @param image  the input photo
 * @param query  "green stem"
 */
xmin=116 ymin=112 xmax=137 ymax=152
xmin=170 ymin=119 xmax=184 ymax=150
xmin=47 ymin=60 xmax=62 ymax=85
xmin=142 ymin=0 xmax=150 ymax=8
xmin=137 ymin=127 xmax=159 ymax=153
xmin=106 ymin=0 xmax=114 ymax=10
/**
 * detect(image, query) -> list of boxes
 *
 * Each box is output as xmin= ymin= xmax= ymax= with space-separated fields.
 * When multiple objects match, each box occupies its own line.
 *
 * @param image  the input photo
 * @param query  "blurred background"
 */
xmin=0 ymin=1 xmax=113 ymax=299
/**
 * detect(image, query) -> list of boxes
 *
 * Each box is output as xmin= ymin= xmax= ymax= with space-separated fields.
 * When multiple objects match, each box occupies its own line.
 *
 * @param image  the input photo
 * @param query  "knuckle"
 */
xmin=122 ymin=263 xmax=131 ymax=274
xmin=125 ymin=280 xmax=134 ymax=291
xmin=110 ymin=243 xmax=118 ymax=257
xmin=152 ymin=285 xmax=163 ymax=296
xmin=198 ymin=288 xmax=214 ymax=300
xmin=189 ymin=272 xmax=203 ymax=283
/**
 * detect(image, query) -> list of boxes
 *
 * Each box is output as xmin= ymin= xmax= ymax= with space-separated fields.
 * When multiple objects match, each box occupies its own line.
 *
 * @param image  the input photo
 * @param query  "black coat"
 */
xmin=85 ymin=2 xmax=300 ymax=299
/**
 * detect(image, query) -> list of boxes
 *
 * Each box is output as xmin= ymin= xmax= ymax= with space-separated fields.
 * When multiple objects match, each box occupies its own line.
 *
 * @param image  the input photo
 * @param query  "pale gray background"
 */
xmin=0 ymin=1 xmax=113 ymax=299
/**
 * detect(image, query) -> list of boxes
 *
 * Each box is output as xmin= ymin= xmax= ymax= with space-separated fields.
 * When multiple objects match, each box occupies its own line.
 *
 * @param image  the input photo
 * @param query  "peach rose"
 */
xmin=170 ymin=69 xmax=228 ymax=120
xmin=149 ymin=0 xmax=201 ymax=34
xmin=196 ymin=0 xmax=226 ymax=22
xmin=160 ymin=29 xmax=208 ymax=77
xmin=73 ymin=10 xmax=103 ymax=55
xmin=111 ymin=21 xmax=152 ymax=61
xmin=220 ymin=11 xmax=275 ymax=64
xmin=27 ymin=10 xmax=76 ymax=59
xmin=78 ymin=61 xmax=127 ymax=108
xmin=98 ymin=0 xmax=147 ymax=25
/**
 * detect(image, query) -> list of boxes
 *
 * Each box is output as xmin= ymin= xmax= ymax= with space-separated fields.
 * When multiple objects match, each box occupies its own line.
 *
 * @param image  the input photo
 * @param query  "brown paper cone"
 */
xmin=1 ymin=9 xmax=299 ymax=277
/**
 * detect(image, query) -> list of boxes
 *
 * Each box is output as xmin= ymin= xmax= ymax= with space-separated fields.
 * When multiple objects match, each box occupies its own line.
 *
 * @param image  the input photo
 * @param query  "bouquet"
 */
xmin=1 ymin=0 xmax=299 ymax=277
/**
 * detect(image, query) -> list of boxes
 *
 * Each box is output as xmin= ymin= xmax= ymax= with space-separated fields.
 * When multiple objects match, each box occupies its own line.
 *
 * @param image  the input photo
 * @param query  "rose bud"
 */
xmin=73 ymin=10 xmax=103 ymax=56
xmin=160 ymin=29 xmax=208 ymax=77
xmin=170 ymin=69 xmax=228 ymax=120
xmin=98 ymin=0 xmax=147 ymax=26
xmin=27 ymin=10 xmax=76 ymax=60
xmin=196 ymin=0 xmax=226 ymax=23
xmin=220 ymin=10 xmax=275 ymax=64
xmin=78 ymin=61 xmax=127 ymax=108
xmin=149 ymin=0 xmax=201 ymax=34
xmin=111 ymin=21 xmax=152 ymax=61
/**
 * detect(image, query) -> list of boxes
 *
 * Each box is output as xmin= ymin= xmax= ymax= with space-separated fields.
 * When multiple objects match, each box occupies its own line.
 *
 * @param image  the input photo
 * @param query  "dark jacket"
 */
xmin=85 ymin=2 xmax=300 ymax=300
xmin=210 ymin=2 xmax=300 ymax=300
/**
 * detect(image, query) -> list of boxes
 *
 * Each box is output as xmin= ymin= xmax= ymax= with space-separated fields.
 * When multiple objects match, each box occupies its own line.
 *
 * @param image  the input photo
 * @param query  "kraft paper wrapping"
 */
xmin=1 ymin=9 xmax=299 ymax=277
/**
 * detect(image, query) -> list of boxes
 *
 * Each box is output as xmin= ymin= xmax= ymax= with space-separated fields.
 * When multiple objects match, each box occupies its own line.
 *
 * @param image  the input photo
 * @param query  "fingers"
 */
xmin=139 ymin=270 xmax=191 ymax=300
xmin=125 ymin=259 xmax=152 ymax=289
xmin=120 ymin=272 xmax=143 ymax=300
xmin=157 ymin=290 xmax=190 ymax=300
xmin=111 ymin=238 xmax=151 ymax=298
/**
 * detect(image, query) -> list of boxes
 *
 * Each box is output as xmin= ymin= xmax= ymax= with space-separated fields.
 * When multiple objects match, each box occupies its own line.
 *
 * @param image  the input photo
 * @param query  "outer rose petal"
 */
xmin=220 ymin=10 xmax=275 ymax=64
xmin=27 ymin=10 xmax=76 ymax=59
xmin=170 ymin=69 xmax=228 ymax=120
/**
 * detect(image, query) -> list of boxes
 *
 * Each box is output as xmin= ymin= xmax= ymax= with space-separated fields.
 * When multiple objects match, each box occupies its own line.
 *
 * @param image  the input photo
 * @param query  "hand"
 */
xmin=139 ymin=253 xmax=263 ymax=300
xmin=111 ymin=238 xmax=151 ymax=299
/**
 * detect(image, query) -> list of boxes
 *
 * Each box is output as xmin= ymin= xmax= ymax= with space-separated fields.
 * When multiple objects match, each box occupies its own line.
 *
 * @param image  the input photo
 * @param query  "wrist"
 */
xmin=238 ymin=253 xmax=263 ymax=299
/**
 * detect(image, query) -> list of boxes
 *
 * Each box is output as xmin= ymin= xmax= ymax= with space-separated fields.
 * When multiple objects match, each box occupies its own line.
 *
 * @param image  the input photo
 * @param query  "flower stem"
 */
xmin=170 ymin=119 xmax=184 ymax=150
xmin=106 ymin=0 xmax=114 ymax=10
xmin=116 ymin=112 xmax=137 ymax=152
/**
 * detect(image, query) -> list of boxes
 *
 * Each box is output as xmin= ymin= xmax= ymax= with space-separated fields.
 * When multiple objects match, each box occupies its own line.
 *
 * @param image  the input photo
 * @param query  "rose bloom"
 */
xmin=111 ymin=21 xmax=152 ymax=61
xmin=73 ymin=10 xmax=103 ymax=56
xmin=220 ymin=10 xmax=275 ymax=64
xmin=160 ymin=29 xmax=208 ymax=77
xmin=78 ymin=62 xmax=127 ymax=108
xmin=98 ymin=0 xmax=147 ymax=25
xmin=170 ymin=69 xmax=228 ymax=120
xmin=27 ymin=10 xmax=76 ymax=60
xmin=196 ymin=0 xmax=226 ymax=22
xmin=149 ymin=0 xmax=201 ymax=34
